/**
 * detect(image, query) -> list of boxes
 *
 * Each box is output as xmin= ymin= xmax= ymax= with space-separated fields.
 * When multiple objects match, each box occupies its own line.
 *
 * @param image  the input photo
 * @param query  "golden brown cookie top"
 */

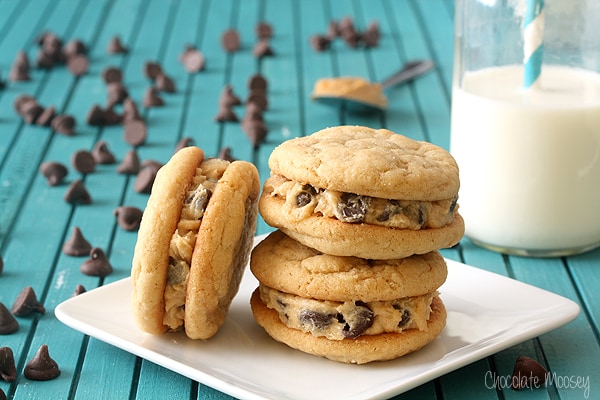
xmin=250 ymin=230 xmax=448 ymax=302
xmin=268 ymin=126 xmax=459 ymax=201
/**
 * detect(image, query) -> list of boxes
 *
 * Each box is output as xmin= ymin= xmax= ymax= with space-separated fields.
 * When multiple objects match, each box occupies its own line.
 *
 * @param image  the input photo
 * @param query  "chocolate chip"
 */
xmin=24 ymin=345 xmax=61 ymax=381
xmin=72 ymin=284 xmax=86 ymax=297
xmin=64 ymin=179 xmax=92 ymax=204
xmin=11 ymin=286 xmax=45 ymax=317
xmin=123 ymin=119 xmax=148 ymax=146
xmin=92 ymin=140 xmax=116 ymax=164
xmin=9 ymin=51 xmax=31 ymax=81
xmin=20 ymin=100 xmax=44 ymax=124
xmin=299 ymin=310 xmax=335 ymax=331
xmin=86 ymin=104 xmax=105 ymax=126
xmin=397 ymin=309 xmax=410 ymax=327
xmin=143 ymin=61 xmax=162 ymax=80
xmin=0 ymin=302 xmax=19 ymax=335
xmin=218 ymin=147 xmax=236 ymax=162
xmin=39 ymin=161 xmax=68 ymax=186
xmin=221 ymin=29 xmax=240 ymax=52
xmin=0 ymin=347 xmax=17 ymax=382
xmin=179 ymin=45 xmax=205 ymax=73
xmin=242 ymin=119 xmax=268 ymax=147
xmin=113 ymin=206 xmax=143 ymax=231
xmin=107 ymin=35 xmax=128 ymax=54
xmin=341 ymin=302 xmax=374 ymax=339
xmin=512 ymin=356 xmax=547 ymax=390
xmin=36 ymin=105 xmax=56 ymax=126
xmin=242 ymin=101 xmax=264 ymax=123
xmin=101 ymin=66 xmax=123 ymax=84
xmin=310 ymin=35 xmax=331 ymax=52
xmin=155 ymin=73 xmax=176 ymax=93
xmin=134 ymin=163 xmax=160 ymax=193
xmin=123 ymin=97 xmax=142 ymax=121
xmin=14 ymin=94 xmax=36 ymax=114
xmin=248 ymin=73 xmax=268 ymax=91
xmin=253 ymin=39 xmax=274 ymax=58
xmin=214 ymin=106 xmax=238 ymax=122
xmin=377 ymin=200 xmax=401 ymax=222
xmin=246 ymin=91 xmax=268 ymax=111
xmin=63 ymin=39 xmax=87 ymax=59
xmin=80 ymin=247 xmax=113 ymax=277
xmin=143 ymin=86 xmax=164 ymax=107
xmin=296 ymin=185 xmax=317 ymax=207
xmin=51 ymin=114 xmax=76 ymax=135
xmin=71 ymin=150 xmax=96 ymax=174
xmin=117 ymin=149 xmax=141 ymax=174
xmin=338 ymin=193 xmax=370 ymax=223
xmin=256 ymin=22 xmax=273 ymax=39
xmin=106 ymin=81 xmax=129 ymax=107
xmin=62 ymin=226 xmax=92 ymax=256
xmin=219 ymin=85 xmax=242 ymax=107
xmin=67 ymin=54 xmax=89 ymax=76
xmin=174 ymin=137 xmax=194 ymax=153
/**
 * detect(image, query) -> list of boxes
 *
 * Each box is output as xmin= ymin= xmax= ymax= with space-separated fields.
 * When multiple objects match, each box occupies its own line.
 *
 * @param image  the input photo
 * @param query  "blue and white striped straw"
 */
xmin=523 ymin=0 xmax=545 ymax=89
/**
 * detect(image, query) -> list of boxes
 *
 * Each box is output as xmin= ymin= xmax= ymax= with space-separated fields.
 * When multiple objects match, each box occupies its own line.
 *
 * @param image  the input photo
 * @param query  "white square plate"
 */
xmin=55 ymin=236 xmax=579 ymax=400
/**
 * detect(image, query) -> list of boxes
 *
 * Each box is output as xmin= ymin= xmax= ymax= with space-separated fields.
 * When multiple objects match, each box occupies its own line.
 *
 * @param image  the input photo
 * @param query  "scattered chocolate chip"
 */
xmin=362 ymin=21 xmax=380 ymax=48
xmin=86 ymin=104 xmax=105 ymax=126
xmin=113 ymin=206 xmax=143 ymax=231
xmin=64 ymin=179 xmax=92 ymax=204
xmin=80 ymin=247 xmax=113 ymax=277
xmin=0 ymin=347 xmax=17 ymax=382
xmin=9 ymin=51 xmax=31 ymax=81
xmin=246 ymin=90 xmax=268 ymax=111
xmin=92 ymin=140 xmax=116 ymax=164
xmin=21 ymin=101 xmax=45 ymax=124
xmin=253 ymin=39 xmax=274 ymax=58
xmin=242 ymin=119 xmax=268 ymax=147
xmin=0 ymin=302 xmax=19 ymax=335
xmin=327 ymin=20 xmax=341 ymax=39
xmin=214 ymin=106 xmax=238 ymax=122
xmin=310 ymin=35 xmax=331 ymax=51
xmin=248 ymin=73 xmax=268 ymax=91
xmin=63 ymin=39 xmax=87 ymax=59
xmin=36 ymin=105 xmax=56 ymax=126
xmin=123 ymin=97 xmax=142 ymax=121
xmin=62 ymin=226 xmax=92 ymax=256
xmin=219 ymin=85 xmax=242 ymax=107
xmin=101 ymin=66 xmax=123 ymax=84
xmin=71 ymin=150 xmax=96 ymax=174
xmin=67 ymin=54 xmax=89 ymax=76
xmin=217 ymin=147 xmax=236 ymax=162
xmin=243 ymin=101 xmax=264 ymax=122
xmin=117 ymin=149 xmax=141 ymax=174
xmin=39 ymin=161 xmax=68 ymax=186
xmin=134 ymin=162 xmax=161 ymax=194
xmin=72 ymin=284 xmax=86 ymax=297
xmin=107 ymin=35 xmax=128 ymax=54
xmin=174 ymin=137 xmax=194 ymax=153
xmin=11 ymin=286 xmax=45 ymax=317
xmin=155 ymin=73 xmax=176 ymax=93
xmin=256 ymin=21 xmax=273 ymax=39
xmin=179 ymin=45 xmax=205 ymax=73
xmin=106 ymin=81 xmax=129 ymax=107
xmin=221 ymin=29 xmax=240 ymax=52
xmin=512 ymin=356 xmax=547 ymax=390
xmin=143 ymin=61 xmax=162 ymax=80
xmin=123 ymin=119 xmax=148 ymax=146
xmin=51 ymin=114 xmax=76 ymax=135
xmin=13 ymin=94 xmax=36 ymax=114
xmin=24 ymin=345 xmax=61 ymax=381
xmin=143 ymin=86 xmax=164 ymax=107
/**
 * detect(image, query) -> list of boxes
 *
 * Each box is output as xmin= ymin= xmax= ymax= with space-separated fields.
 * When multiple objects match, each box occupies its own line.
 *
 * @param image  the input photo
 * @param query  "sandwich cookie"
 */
xmin=131 ymin=146 xmax=260 ymax=339
xmin=250 ymin=230 xmax=447 ymax=364
xmin=259 ymin=125 xmax=464 ymax=259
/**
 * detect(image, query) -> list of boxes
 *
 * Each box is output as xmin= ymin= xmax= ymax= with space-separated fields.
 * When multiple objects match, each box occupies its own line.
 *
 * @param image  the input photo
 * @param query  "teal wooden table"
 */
xmin=0 ymin=0 xmax=598 ymax=399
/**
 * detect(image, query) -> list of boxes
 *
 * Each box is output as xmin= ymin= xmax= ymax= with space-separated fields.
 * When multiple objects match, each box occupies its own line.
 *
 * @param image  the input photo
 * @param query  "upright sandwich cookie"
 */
xmin=131 ymin=146 xmax=260 ymax=339
xmin=250 ymin=230 xmax=448 ymax=364
xmin=259 ymin=125 xmax=464 ymax=259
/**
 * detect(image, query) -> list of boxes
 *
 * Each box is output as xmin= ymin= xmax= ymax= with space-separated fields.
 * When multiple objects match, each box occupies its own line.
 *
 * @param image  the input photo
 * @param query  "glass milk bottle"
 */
xmin=450 ymin=0 xmax=600 ymax=256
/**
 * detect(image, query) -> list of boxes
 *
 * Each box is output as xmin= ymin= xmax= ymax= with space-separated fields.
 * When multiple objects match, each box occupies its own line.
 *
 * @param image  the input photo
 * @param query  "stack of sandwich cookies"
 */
xmin=131 ymin=146 xmax=260 ymax=340
xmin=251 ymin=125 xmax=464 ymax=363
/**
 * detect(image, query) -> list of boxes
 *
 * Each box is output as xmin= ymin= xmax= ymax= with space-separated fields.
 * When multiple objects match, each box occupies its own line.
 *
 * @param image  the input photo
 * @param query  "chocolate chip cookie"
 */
xmin=259 ymin=125 xmax=464 ymax=259
xmin=131 ymin=146 xmax=260 ymax=339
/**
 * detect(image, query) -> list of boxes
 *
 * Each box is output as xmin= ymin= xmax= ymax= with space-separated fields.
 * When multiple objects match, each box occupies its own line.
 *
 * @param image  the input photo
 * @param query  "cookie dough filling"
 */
xmin=264 ymin=175 xmax=457 ymax=229
xmin=163 ymin=158 xmax=229 ymax=330
xmin=259 ymin=284 xmax=437 ymax=340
